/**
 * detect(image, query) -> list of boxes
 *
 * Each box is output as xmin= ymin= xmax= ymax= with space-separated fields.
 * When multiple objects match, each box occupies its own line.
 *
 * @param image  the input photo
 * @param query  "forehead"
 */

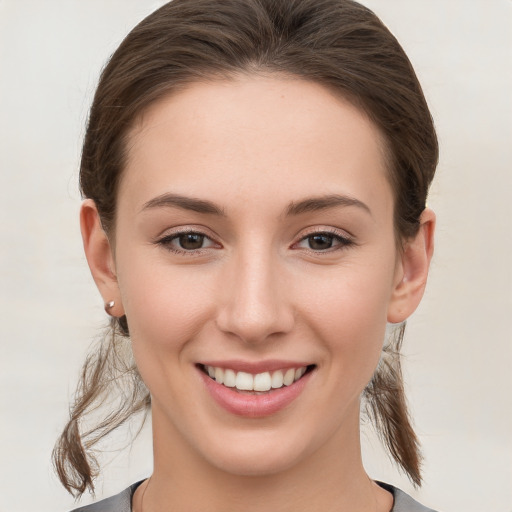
xmin=121 ymin=75 xmax=392 ymax=216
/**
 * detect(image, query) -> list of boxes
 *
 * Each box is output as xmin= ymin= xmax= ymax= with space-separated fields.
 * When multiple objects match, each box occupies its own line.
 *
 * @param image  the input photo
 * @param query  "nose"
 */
xmin=215 ymin=247 xmax=295 ymax=344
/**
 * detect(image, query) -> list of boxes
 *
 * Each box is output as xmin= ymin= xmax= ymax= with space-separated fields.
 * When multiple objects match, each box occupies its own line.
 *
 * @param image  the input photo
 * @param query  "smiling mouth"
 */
xmin=198 ymin=364 xmax=315 ymax=394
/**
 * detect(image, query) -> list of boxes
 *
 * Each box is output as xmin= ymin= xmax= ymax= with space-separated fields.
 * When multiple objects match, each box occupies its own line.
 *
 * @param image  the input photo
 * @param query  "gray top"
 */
xmin=70 ymin=480 xmax=438 ymax=512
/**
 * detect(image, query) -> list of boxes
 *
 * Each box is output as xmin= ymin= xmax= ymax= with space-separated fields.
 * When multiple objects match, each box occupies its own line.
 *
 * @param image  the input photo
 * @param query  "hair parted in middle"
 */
xmin=54 ymin=0 xmax=438 ymax=497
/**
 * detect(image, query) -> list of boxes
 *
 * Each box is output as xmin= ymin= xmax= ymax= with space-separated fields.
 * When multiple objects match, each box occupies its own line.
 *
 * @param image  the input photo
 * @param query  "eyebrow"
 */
xmin=140 ymin=192 xmax=371 ymax=217
xmin=141 ymin=193 xmax=226 ymax=216
xmin=285 ymin=194 xmax=372 ymax=217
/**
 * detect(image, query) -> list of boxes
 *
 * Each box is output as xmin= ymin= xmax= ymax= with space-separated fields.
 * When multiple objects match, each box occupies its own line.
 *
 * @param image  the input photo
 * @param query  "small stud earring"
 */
xmin=104 ymin=300 xmax=115 ymax=313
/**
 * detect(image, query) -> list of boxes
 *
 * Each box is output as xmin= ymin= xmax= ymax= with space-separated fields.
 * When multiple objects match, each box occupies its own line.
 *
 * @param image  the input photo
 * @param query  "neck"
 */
xmin=137 ymin=406 xmax=391 ymax=512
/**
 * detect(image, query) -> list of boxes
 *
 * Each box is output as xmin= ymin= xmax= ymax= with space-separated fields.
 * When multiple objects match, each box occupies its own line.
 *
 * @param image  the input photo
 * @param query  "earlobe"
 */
xmin=80 ymin=199 xmax=125 ymax=317
xmin=387 ymin=208 xmax=436 ymax=324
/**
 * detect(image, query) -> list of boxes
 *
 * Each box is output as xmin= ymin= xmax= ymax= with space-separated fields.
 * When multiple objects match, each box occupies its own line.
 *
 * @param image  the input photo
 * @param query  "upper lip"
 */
xmin=198 ymin=359 xmax=313 ymax=374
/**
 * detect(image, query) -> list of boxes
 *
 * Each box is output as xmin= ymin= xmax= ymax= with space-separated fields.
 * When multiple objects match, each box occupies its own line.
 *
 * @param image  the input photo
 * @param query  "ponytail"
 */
xmin=52 ymin=320 xmax=150 ymax=497
xmin=54 ymin=321 xmax=423 ymax=497
xmin=363 ymin=323 xmax=422 ymax=486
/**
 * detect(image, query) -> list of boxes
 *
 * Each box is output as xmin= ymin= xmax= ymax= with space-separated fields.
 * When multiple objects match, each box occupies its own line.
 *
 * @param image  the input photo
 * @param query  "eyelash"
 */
xmin=294 ymin=229 xmax=355 ymax=253
xmin=155 ymin=229 xmax=219 ymax=256
xmin=155 ymin=228 xmax=354 ymax=255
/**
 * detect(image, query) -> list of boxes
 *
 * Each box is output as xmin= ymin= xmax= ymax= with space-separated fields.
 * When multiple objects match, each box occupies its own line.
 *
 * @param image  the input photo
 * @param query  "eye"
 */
xmin=156 ymin=230 xmax=219 ymax=254
xmin=295 ymin=231 xmax=353 ymax=252
xmin=176 ymin=233 xmax=207 ymax=250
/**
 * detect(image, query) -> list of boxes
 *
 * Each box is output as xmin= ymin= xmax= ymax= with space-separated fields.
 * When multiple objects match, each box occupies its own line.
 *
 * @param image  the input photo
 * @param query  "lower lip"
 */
xmin=199 ymin=368 xmax=313 ymax=418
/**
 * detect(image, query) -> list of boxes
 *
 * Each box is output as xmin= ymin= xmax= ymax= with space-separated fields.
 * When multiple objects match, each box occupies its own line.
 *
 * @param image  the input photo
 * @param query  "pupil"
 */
xmin=309 ymin=234 xmax=333 ymax=250
xmin=179 ymin=233 xmax=204 ymax=250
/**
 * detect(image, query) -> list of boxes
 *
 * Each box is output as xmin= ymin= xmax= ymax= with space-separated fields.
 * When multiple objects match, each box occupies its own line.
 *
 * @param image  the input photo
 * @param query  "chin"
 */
xmin=208 ymin=449 xmax=302 ymax=478
xmin=196 ymin=429 xmax=316 ymax=478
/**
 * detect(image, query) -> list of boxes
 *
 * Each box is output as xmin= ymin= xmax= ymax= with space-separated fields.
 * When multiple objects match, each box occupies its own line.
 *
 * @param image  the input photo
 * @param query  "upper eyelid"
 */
xmin=295 ymin=226 xmax=354 ymax=241
xmin=155 ymin=225 xmax=218 ymax=241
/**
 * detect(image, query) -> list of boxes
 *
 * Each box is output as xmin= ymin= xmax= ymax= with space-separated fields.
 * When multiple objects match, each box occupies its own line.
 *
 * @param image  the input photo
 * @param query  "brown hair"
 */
xmin=54 ymin=0 xmax=438 ymax=497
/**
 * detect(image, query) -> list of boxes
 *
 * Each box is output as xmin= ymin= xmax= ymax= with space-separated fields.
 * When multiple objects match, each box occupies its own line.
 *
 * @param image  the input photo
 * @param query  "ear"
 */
xmin=387 ymin=208 xmax=436 ymax=323
xmin=80 ymin=199 xmax=125 ymax=317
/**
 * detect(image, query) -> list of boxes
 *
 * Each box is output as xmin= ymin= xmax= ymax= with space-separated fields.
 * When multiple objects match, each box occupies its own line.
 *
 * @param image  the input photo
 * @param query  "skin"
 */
xmin=81 ymin=75 xmax=435 ymax=512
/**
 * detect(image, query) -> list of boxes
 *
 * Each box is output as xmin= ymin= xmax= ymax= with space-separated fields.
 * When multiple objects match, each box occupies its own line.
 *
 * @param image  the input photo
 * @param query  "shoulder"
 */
xmin=68 ymin=481 xmax=143 ymax=512
xmin=68 ymin=480 xmax=438 ymax=512
xmin=377 ymin=482 xmax=439 ymax=512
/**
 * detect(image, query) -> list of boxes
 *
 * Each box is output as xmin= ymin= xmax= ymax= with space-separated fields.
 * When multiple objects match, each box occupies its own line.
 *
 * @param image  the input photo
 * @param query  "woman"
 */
xmin=54 ymin=0 xmax=438 ymax=510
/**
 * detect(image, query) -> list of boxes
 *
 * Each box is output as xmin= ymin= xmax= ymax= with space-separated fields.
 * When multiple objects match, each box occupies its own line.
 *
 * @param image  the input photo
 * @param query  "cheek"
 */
xmin=115 ymin=252 xmax=217 ymax=364
xmin=301 ymin=257 xmax=396 ymax=381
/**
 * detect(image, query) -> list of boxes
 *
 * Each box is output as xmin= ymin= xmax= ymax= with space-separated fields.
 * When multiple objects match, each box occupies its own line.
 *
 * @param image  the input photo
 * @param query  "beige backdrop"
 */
xmin=0 ymin=1 xmax=510 ymax=511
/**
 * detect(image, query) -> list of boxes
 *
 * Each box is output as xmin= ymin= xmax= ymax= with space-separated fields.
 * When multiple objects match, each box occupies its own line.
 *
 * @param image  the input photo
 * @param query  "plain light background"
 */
xmin=0 ymin=1 xmax=511 ymax=511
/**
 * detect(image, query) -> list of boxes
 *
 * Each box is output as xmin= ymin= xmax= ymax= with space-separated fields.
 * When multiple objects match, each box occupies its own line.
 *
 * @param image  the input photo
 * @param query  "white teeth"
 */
xmin=205 ymin=365 xmax=309 ymax=392
xmin=283 ymin=368 xmax=295 ymax=386
xmin=253 ymin=372 xmax=272 ymax=392
xmin=214 ymin=367 xmax=224 ymax=385
xmin=271 ymin=370 xmax=284 ymax=389
xmin=223 ymin=369 xmax=236 ymax=387
xmin=235 ymin=371 xmax=254 ymax=391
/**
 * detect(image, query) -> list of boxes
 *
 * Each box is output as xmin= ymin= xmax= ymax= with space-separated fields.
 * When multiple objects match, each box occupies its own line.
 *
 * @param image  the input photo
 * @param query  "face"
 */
xmin=103 ymin=76 xmax=407 ymax=477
